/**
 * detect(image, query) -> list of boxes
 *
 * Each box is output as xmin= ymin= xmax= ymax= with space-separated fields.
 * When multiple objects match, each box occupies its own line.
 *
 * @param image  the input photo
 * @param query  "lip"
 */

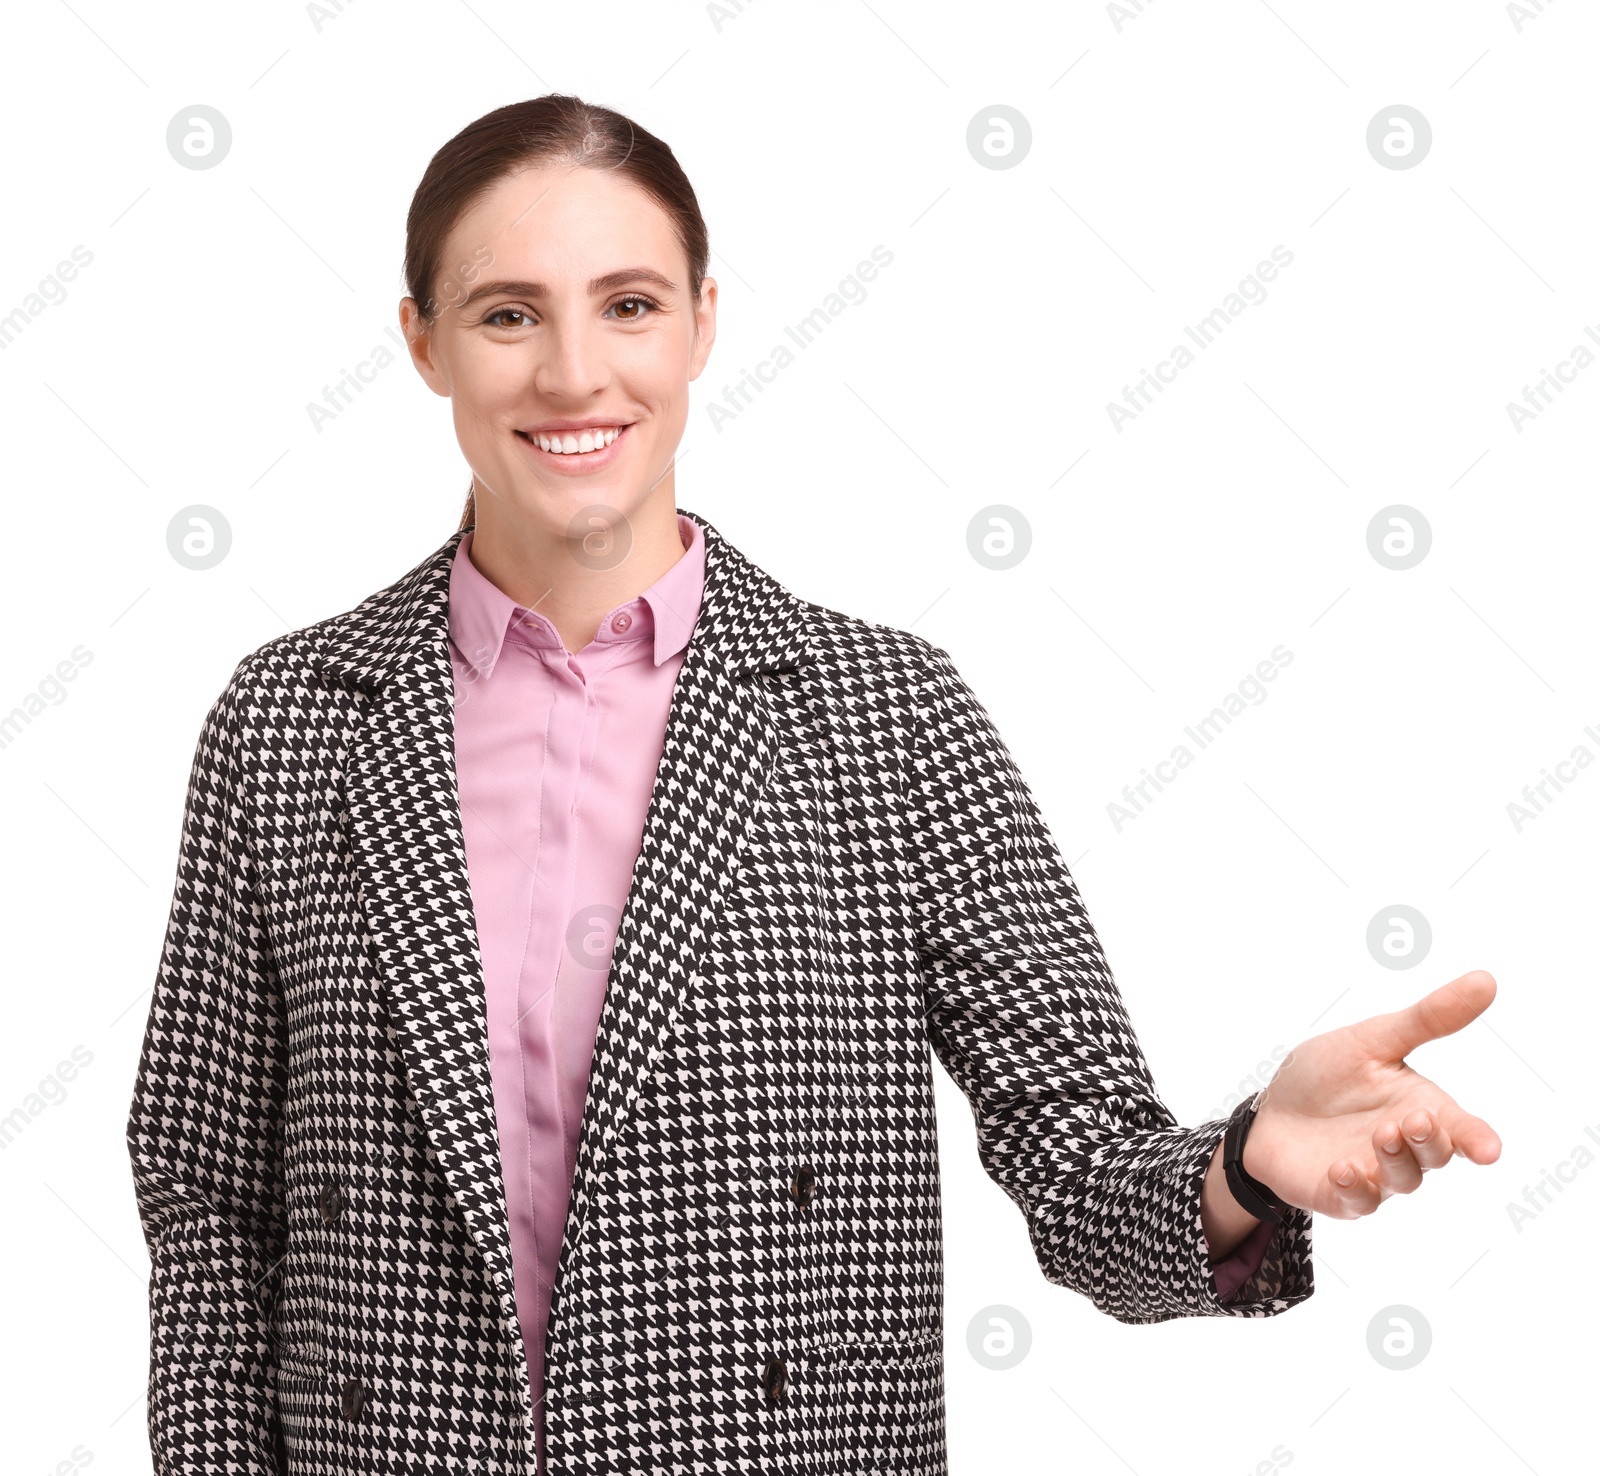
xmin=521 ymin=416 xmax=634 ymax=434
xmin=513 ymin=420 xmax=634 ymax=474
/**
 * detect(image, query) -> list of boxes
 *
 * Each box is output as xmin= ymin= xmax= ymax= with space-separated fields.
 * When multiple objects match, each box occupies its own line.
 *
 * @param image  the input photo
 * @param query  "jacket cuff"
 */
xmin=1029 ymin=1116 xmax=1316 ymax=1323
xmin=1212 ymin=1214 xmax=1277 ymax=1302
xmin=1186 ymin=1117 xmax=1315 ymax=1318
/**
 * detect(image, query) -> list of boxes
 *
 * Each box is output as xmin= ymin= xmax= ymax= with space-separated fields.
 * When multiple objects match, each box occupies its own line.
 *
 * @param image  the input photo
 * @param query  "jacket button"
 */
xmin=790 ymin=1164 xmax=816 ymax=1208
xmin=340 ymin=1376 xmax=367 ymax=1422
xmin=318 ymin=1181 xmax=346 ymax=1224
xmin=762 ymin=1355 xmax=789 ymax=1405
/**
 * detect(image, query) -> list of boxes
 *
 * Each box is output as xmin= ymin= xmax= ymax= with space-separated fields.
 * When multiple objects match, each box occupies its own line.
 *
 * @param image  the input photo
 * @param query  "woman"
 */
xmin=127 ymin=94 xmax=1502 ymax=1475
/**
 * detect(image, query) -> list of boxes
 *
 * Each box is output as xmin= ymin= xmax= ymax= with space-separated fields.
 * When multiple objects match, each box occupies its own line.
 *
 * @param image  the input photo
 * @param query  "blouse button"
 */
xmin=612 ymin=612 xmax=633 ymax=633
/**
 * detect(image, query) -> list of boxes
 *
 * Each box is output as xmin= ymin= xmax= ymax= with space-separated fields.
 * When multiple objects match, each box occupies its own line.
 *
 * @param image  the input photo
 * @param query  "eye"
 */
xmin=607 ymin=294 xmax=660 ymax=322
xmin=483 ymin=306 xmax=533 ymax=330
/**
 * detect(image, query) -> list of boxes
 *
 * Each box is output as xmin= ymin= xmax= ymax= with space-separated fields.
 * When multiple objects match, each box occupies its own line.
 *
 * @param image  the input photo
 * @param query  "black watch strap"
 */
xmin=1222 ymin=1090 xmax=1293 ymax=1228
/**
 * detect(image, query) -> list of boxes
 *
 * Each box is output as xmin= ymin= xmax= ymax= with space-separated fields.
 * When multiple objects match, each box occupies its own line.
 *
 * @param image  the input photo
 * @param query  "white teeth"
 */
xmin=531 ymin=426 xmax=623 ymax=454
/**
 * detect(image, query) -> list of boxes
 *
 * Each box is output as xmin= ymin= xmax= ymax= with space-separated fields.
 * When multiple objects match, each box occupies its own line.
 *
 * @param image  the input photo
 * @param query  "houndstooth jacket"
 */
xmin=127 ymin=507 xmax=1314 ymax=1475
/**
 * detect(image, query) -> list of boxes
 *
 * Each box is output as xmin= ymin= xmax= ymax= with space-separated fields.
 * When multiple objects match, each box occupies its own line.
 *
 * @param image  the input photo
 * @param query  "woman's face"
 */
xmin=402 ymin=162 xmax=716 ymax=543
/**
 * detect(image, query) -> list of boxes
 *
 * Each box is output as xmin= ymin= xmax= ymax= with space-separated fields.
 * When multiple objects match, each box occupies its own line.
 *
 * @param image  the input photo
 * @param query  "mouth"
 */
xmin=514 ymin=421 xmax=635 ymax=468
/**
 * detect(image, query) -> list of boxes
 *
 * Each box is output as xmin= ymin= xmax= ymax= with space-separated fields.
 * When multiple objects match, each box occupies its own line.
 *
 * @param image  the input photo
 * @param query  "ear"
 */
xmin=687 ymin=277 xmax=718 ymax=382
xmin=399 ymin=297 xmax=452 ymax=399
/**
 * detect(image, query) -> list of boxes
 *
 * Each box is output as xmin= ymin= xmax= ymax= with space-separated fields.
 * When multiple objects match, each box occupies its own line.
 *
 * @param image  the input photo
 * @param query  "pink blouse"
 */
xmin=446 ymin=513 xmax=1269 ymax=1468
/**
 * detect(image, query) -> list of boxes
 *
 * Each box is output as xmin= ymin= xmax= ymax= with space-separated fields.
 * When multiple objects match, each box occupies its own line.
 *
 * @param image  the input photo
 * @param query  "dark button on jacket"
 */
xmin=762 ymin=1356 xmax=788 ymax=1405
xmin=340 ymin=1377 xmax=366 ymax=1422
xmin=790 ymin=1164 xmax=816 ymax=1207
xmin=318 ymin=1181 xmax=345 ymax=1224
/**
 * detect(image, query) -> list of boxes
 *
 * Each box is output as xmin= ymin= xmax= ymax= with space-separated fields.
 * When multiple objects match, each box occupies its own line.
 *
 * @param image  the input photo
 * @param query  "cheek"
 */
xmin=628 ymin=335 xmax=693 ymax=413
xmin=449 ymin=398 xmax=488 ymax=448
xmin=448 ymin=353 xmax=527 ymax=428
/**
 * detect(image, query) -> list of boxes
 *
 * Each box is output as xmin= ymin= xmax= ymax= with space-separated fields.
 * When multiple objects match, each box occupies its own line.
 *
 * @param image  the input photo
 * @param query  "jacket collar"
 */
xmin=447 ymin=512 xmax=707 ymax=678
xmin=311 ymin=505 xmax=819 ymax=1446
xmin=310 ymin=506 xmax=809 ymax=693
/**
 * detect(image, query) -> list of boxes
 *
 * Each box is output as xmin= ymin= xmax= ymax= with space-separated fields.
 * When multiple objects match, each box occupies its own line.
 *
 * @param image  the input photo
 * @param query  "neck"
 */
xmin=465 ymin=474 xmax=687 ymax=655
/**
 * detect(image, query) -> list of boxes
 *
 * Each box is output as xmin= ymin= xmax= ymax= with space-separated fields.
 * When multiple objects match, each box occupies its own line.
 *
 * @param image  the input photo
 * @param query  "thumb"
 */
xmin=1353 ymin=969 xmax=1498 ymax=1063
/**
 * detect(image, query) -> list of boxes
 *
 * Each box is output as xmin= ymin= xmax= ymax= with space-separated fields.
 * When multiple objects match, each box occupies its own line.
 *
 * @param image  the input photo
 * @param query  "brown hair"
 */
xmin=402 ymin=94 xmax=710 ymax=533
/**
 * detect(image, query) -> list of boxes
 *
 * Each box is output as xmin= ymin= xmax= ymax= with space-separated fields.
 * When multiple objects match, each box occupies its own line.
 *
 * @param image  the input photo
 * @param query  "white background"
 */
xmin=1 ymin=1 xmax=1594 ymax=1471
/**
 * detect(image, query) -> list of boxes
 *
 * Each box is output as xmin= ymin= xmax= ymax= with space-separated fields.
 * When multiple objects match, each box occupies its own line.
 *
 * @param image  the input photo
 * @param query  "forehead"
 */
xmin=443 ymin=164 xmax=685 ymax=285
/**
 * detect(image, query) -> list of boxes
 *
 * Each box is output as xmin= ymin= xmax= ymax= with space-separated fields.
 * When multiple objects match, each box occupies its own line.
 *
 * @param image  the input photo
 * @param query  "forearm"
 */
xmin=1201 ymin=1131 xmax=1263 ymax=1261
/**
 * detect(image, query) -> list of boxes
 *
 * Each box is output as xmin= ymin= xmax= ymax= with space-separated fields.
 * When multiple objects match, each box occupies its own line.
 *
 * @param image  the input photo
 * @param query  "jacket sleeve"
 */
xmin=904 ymin=639 xmax=1314 ymax=1323
xmin=127 ymin=666 xmax=287 ymax=1470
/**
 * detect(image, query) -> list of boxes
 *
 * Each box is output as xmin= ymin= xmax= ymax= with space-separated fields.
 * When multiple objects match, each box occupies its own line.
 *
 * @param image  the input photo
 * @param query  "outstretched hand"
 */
xmin=1242 ymin=969 xmax=1502 ymax=1220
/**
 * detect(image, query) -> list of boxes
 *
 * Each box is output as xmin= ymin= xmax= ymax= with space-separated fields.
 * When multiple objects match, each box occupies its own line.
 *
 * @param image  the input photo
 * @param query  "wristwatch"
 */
xmin=1222 ymin=1089 xmax=1294 ymax=1227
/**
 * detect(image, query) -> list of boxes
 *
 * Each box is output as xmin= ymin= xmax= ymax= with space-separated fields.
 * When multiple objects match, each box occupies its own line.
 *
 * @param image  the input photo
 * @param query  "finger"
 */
xmin=1398 ymin=1107 xmax=1454 ymax=1171
xmin=1327 ymin=1158 xmax=1382 ymax=1219
xmin=1439 ymin=1103 xmax=1503 ymax=1165
xmin=1373 ymin=1119 xmax=1425 ymax=1198
xmin=1354 ymin=969 xmax=1497 ymax=1063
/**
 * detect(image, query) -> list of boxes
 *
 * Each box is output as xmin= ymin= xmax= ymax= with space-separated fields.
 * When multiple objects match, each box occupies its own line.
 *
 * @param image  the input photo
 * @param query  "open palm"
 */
xmin=1242 ymin=969 xmax=1503 ymax=1220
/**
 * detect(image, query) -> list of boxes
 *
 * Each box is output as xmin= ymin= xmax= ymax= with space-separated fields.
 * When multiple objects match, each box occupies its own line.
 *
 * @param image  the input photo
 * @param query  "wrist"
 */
xmin=1241 ymin=1123 xmax=1270 ymax=1189
xmin=1203 ymin=1135 xmax=1263 ymax=1260
xmin=1222 ymin=1091 xmax=1293 ymax=1227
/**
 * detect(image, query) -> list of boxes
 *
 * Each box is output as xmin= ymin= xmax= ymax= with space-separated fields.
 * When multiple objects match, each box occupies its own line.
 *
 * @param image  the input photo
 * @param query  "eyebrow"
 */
xmin=455 ymin=268 xmax=678 ymax=311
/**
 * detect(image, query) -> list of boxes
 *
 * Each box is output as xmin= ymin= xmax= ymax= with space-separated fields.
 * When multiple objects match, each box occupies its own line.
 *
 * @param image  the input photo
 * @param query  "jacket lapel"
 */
xmin=310 ymin=508 xmax=812 ymax=1362
xmin=314 ymin=527 xmax=524 ymax=1340
xmin=553 ymin=513 xmax=812 ymax=1271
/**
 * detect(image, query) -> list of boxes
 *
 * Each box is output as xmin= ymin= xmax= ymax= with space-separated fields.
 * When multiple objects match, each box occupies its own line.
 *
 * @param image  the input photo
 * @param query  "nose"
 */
xmin=533 ymin=314 xmax=609 ymax=402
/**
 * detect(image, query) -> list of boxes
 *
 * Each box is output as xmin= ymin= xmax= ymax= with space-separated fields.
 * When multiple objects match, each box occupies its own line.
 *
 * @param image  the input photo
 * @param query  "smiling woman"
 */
xmin=398 ymin=95 xmax=716 ymax=644
xmin=128 ymin=90 xmax=1501 ymax=1476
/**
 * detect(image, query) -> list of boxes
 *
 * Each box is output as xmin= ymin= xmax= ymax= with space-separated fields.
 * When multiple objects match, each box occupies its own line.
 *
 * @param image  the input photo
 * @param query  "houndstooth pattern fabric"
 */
xmin=127 ymin=507 xmax=1314 ymax=1475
